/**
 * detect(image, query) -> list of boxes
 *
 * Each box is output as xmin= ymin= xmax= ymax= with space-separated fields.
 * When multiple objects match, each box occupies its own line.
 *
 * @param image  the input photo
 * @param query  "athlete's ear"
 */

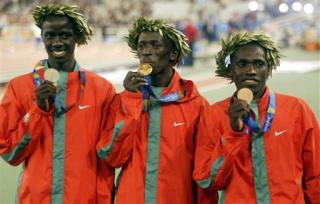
xmin=75 ymin=34 xmax=82 ymax=44
xmin=268 ymin=67 xmax=272 ymax=77
xmin=169 ymin=50 xmax=178 ymax=62
xmin=227 ymin=65 xmax=233 ymax=78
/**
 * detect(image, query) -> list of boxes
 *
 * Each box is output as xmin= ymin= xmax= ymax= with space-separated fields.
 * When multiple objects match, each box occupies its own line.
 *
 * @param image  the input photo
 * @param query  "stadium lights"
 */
xmin=279 ymin=3 xmax=289 ymax=13
xmin=248 ymin=1 xmax=259 ymax=11
xmin=303 ymin=3 xmax=314 ymax=14
xmin=292 ymin=2 xmax=302 ymax=11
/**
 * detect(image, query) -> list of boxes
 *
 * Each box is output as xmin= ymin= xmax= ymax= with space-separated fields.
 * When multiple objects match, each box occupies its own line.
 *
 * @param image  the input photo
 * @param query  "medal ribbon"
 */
xmin=142 ymin=76 xmax=185 ymax=112
xmin=32 ymin=59 xmax=85 ymax=112
xmin=243 ymin=91 xmax=275 ymax=134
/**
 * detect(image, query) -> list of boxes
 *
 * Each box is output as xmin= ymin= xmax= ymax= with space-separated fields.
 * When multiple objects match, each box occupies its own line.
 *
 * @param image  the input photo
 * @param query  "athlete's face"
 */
xmin=230 ymin=43 xmax=271 ymax=99
xmin=41 ymin=15 xmax=78 ymax=65
xmin=137 ymin=31 xmax=177 ymax=77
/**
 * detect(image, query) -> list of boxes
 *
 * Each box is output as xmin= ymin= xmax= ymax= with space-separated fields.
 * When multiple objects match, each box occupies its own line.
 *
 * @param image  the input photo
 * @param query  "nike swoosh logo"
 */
xmin=173 ymin=122 xmax=184 ymax=127
xmin=23 ymin=113 xmax=30 ymax=124
xmin=79 ymin=105 xmax=90 ymax=110
xmin=275 ymin=130 xmax=287 ymax=136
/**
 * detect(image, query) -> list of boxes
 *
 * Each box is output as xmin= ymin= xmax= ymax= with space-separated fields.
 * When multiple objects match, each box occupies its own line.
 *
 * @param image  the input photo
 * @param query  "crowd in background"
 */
xmin=0 ymin=0 xmax=319 ymax=60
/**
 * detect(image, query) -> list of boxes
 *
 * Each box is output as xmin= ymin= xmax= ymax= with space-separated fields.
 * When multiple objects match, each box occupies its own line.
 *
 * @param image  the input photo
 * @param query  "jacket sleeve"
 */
xmin=97 ymin=159 xmax=115 ymax=204
xmin=97 ymin=90 xmax=143 ymax=168
xmin=0 ymin=81 xmax=51 ymax=166
xmin=301 ymin=101 xmax=320 ymax=203
xmin=196 ymin=184 xmax=218 ymax=204
xmin=193 ymin=105 xmax=249 ymax=191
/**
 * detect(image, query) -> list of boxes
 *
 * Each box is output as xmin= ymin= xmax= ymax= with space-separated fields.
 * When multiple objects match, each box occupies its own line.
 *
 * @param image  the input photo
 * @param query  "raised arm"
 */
xmin=193 ymin=105 xmax=249 ymax=190
xmin=0 ymin=81 xmax=51 ymax=166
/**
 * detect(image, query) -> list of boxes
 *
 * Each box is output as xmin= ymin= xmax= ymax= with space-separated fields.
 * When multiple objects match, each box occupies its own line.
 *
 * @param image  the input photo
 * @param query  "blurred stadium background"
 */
xmin=0 ymin=0 xmax=319 ymax=203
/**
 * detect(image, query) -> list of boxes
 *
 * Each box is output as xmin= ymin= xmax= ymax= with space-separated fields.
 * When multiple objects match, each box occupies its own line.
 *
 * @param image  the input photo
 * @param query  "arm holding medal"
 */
xmin=96 ymin=64 xmax=150 ymax=168
xmin=229 ymin=88 xmax=253 ymax=131
xmin=35 ymin=80 xmax=57 ymax=111
xmin=122 ymin=63 xmax=151 ymax=116
xmin=228 ymin=97 xmax=250 ymax=131
xmin=123 ymin=70 xmax=148 ymax=93
xmin=34 ymin=68 xmax=59 ymax=112
xmin=194 ymin=88 xmax=254 ymax=190
xmin=0 ymin=76 xmax=54 ymax=166
xmin=194 ymin=103 xmax=249 ymax=191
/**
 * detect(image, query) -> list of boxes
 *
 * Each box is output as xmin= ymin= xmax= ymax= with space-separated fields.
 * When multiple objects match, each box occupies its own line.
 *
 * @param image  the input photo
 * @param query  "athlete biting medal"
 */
xmin=138 ymin=63 xmax=153 ymax=76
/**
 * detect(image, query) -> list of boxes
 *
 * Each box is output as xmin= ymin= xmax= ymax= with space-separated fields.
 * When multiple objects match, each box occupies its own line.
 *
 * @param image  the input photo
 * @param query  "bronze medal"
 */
xmin=237 ymin=88 xmax=253 ymax=104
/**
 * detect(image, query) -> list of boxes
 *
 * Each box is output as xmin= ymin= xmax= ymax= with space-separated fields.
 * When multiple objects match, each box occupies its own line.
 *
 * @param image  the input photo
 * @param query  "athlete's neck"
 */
xmin=151 ymin=68 xmax=174 ymax=87
xmin=47 ymin=58 xmax=76 ymax=72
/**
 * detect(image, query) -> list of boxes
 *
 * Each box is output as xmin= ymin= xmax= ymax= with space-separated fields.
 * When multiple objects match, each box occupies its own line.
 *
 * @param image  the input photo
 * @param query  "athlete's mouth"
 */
xmin=244 ymin=79 xmax=257 ymax=84
xmin=52 ymin=50 xmax=67 ymax=57
xmin=242 ymin=78 xmax=259 ymax=85
xmin=140 ymin=61 xmax=154 ymax=66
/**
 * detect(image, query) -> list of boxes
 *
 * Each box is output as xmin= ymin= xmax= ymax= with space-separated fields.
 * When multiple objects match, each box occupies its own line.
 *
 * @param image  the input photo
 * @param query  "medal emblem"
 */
xmin=138 ymin=63 xmax=153 ymax=76
xmin=237 ymin=88 xmax=253 ymax=104
xmin=44 ymin=68 xmax=59 ymax=85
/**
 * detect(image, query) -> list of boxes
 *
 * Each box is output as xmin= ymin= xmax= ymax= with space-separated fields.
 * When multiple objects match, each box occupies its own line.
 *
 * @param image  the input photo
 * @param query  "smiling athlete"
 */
xmin=0 ymin=4 xmax=116 ymax=203
xmin=193 ymin=32 xmax=320 ymax=203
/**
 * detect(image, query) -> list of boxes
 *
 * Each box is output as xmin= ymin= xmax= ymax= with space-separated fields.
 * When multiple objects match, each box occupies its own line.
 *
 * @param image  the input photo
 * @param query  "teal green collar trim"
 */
xmin=251 ymin=101 xmax=271 ymax=204
xmin=145 ymin=87 xmax=163 ymax=204
xmin=44 ymin=60 xmax=79 ymax=71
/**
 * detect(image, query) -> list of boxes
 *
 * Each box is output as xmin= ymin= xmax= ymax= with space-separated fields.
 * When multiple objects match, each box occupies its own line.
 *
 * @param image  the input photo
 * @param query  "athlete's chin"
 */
xmin=48 ymin=55 xmax=71 ymax=63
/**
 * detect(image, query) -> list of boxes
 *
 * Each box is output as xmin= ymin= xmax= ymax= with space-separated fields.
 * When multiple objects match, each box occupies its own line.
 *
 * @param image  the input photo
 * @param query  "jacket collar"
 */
xmin=160 ymin=70 xmax=200 ymax=103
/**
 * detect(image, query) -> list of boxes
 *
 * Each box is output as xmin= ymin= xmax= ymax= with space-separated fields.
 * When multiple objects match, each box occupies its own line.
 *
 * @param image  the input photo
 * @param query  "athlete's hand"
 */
xmin=35 ymin=80 xmax=57 ymax=111
xmin=228 ymin=99 xmax=250 ymax=131
xmin=123 ymin=71 xmax=148 ymax=92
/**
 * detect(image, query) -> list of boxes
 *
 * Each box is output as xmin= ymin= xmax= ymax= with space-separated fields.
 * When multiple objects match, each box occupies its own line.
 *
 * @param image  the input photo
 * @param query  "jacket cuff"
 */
xmin=226 ymin=127 xmax=247 ymax=138
xmin=121 ymin=90 xmax=142 ymax=99
xmin=29 ymin=102 xmax=53 ymax=116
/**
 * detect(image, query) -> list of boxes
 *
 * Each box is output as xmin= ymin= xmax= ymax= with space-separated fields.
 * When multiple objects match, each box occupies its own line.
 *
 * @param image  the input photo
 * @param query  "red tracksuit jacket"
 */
xmin=193 ymin=88 xmax=320 ymax=204
xmin=0 ymin=65 xmax=115 ymax=203
xmin=97 ymin=71 xmax=218 ymax=204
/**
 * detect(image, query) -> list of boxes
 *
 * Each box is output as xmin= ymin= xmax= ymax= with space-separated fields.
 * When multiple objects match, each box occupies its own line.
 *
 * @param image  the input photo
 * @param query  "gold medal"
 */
xmin=237 ymin=88 xmax=253 ymax=104
xmin=138 ymin=63 xmax=153 ymax=76
xmin=44 ymin=68 xmax=60 ymax=85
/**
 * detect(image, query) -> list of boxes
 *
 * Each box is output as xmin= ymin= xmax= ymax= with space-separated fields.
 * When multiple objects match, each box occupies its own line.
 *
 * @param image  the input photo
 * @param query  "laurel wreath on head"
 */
xmin=32 ymin=4 xmax=93 ymax=45
xmin=125 ymin=17 xmax=190 ymax=64
xmin=215 ymin=32 xmax=282 ymax=80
